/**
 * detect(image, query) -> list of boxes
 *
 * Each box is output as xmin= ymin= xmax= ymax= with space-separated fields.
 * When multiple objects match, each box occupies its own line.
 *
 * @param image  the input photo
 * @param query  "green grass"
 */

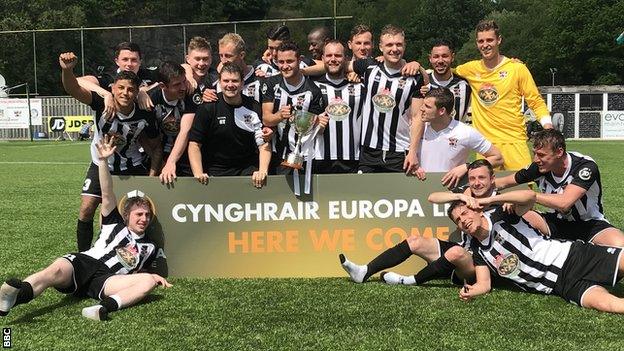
xmin=1 ymin=140 xmax=624 ymax=350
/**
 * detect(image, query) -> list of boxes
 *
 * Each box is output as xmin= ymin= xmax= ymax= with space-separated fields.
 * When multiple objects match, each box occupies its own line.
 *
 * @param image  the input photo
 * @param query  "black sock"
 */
xmin=5 ymin=279 xmax=33 ymax=305
xmin=15 ymin=281 xmax=33 ymax=305
xmin=364 ymin=240 xmax=412 ymax=281
xmin=413 ymin=256 xmax=455 ymax=285
xmin=100 ymin=296 xmax=119 ymax=312
xmin=76 ymin=219 xmax=94 ymax=252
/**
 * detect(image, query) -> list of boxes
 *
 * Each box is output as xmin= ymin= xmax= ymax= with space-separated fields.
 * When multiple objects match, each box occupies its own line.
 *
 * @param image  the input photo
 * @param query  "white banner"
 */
xmin=601 ymin=111 xmax=624 ymax=138
xmin=0 ymin=98 xmax=43 ymax=129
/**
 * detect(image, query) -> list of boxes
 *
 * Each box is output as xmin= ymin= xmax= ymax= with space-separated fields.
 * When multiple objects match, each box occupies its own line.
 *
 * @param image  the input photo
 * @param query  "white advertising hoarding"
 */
xmin=601 ymin=111 xmax=624 ymax=138
xmin=0 ymin=98 xmax=43 ymax=129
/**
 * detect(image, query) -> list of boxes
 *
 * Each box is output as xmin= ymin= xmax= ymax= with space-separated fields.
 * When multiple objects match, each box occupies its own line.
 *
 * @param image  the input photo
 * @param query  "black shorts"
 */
xmin=312 ymin=159 xmax=359 ymax=174
xmin=56 ymin=253 xmax=114 ymax=300
xmin=553 ymin=241 xmax=622 ymax=306
xmin=542 ymin=213 xmax=615 ymax=242
xmin=81 ymin=162 xmax=149 ymax=197
xmin=358 ymin=146 xmax=406 ymax=173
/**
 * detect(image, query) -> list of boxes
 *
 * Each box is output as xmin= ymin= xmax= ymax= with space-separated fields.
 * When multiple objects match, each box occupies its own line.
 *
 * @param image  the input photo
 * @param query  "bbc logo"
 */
xmin=2 ymin=328 xmax=10 ymax=349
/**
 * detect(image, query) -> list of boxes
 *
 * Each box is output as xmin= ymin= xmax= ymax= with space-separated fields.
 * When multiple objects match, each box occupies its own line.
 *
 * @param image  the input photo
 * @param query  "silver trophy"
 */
xmin=281 ymin=108 xmax=316 ymax=170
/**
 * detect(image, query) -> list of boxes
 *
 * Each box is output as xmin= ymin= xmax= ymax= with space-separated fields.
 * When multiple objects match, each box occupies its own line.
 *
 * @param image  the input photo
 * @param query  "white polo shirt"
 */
xmin=419 ymin=119 xmax=492 ymax=172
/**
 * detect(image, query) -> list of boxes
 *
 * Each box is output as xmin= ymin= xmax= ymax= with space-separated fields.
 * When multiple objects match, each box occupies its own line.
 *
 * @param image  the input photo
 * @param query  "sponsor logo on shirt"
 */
xmin=578 ymin=167 xmax=591 ymax=180
xmin=217 ymin=116 xmax=227 ymax=125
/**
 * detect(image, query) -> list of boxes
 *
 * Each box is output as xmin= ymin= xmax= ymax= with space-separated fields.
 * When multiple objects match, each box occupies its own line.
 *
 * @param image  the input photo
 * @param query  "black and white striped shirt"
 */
xmin=149 ymin=89 xmax=197 ymax=154
xmin=353 ymin=58 xmax=424 ymax=152
xmin=514 ymin=152 xmax=606 ymax=222
xmin=473 ymin=206 xmax=572 ymax=294
xmin=428 ymin=73 xmax=471 ymax=121
xmin=89 ymin=93 xmax=159 ymax=172
xmin=253 ymin=57 xmax=315 ymax=78
xmin=215 ymin=66 xmax=262 ymax=103
xmin=190 ymin=68 xmax=219 ymax=106
xmin=313 ymin=75 xmax=364 ymax=161
xmin=83 ymin=207 xmax=157 ymax=275
xmin=262 ymin=75 xmax=324 ymax=158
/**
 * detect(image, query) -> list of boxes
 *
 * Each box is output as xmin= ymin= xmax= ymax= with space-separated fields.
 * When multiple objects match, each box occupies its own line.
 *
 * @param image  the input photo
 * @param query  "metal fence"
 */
xmin=0 ymin=16 xmax=353 ymax=97
xmin=0 ymin=97 xmax=91 ymax=140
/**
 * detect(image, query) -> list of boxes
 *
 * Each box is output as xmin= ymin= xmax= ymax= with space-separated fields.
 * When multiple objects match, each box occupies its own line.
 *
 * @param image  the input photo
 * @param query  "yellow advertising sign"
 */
xmin=113 ymin=173 xmax=458 ymax=278
xmin=47 ymin=115 xmax=93 ymax=133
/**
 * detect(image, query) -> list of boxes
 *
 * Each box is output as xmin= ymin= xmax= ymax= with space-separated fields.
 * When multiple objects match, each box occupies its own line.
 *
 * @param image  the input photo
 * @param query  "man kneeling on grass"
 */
xmin=451 ymin=189 xmax=624 ymax=313
xmin=0 ymin=135 xmax=171 ymax=321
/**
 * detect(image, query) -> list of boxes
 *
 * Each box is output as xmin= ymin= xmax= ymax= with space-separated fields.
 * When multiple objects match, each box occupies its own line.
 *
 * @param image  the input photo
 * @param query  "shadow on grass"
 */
xmin=12 ymin=295 xmax=83 ymax=324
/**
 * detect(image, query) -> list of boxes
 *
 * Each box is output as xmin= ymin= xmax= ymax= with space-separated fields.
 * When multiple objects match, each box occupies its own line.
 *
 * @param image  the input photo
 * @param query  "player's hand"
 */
xmin=102 ymin=93 xmax=117 ymax=121
xmin=255 ymin=69 xmax=267 ymax=78
xmin=502 ymin=203 xmax=515 ymax=213
xmin=414 ymin=166 xmax=426 ymax=181
xmin=280 ymin=105 xmax=292 ymax=121
xmin=195 ymin=173 xmax=209 ymax=185
xmin=403 ymin=152 xmax=420 ymax=176
xmin=202 ymin=88 xmax=218 ymax=103
xmin=401 ymin=61 xmax=421 ymax=77
xmin=59 ymin=52 xmax=78 ymax=70
xmin=317 ymin=112 xmax=329 ymax=131
xmin=152 ymin=274 xmax=173 ymax=288
xmin=138 ymin=90 xmax=154 ymax=111
xmin=262 ymin=49 xmax=272 ymax=64
xmin=420 ymin=84 xmax=430 ymax=97
xmin=252 ymin=170 xmax=267 ymax=188
xmin=346 ymin=71 xmax=361 ymax=83
xmin=459 ymin=284 xmax=475 ymax=301
xmin=459 ymin=194 xmax=481 ymax=210
xmin=262 ymin=127 xmax=274 ymax=143
xmin=160 ymin=162 xmax=177 ymax=184
xmin=95 ymin=134 xmax=117 ymax=160
xmin=441 ymin=164 xmax=468 ymax=189
xmin=374 ymin=55 xmax=384 ymax=63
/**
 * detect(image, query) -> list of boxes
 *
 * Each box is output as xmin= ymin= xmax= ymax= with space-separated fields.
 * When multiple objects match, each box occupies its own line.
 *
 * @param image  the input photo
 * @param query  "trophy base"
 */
xmin=280 ymin=152 xmax=305 ymax=170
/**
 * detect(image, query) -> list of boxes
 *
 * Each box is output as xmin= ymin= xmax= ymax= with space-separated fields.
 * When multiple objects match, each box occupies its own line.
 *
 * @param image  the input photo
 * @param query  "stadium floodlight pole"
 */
xmin=549 ymin=68 xmax=557 ymax=86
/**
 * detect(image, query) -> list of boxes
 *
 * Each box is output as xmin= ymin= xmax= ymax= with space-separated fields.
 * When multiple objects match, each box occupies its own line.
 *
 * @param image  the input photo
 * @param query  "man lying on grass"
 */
xmin=451 ymin=189 xmax=624 ymax=313
xmin=0 ymin=135 xmax=171 ymax=321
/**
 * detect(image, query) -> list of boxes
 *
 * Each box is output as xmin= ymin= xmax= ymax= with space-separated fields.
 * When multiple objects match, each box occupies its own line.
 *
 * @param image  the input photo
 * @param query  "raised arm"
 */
xmin=477 ymin=190 xmax=536 ymax=216
xmin=60 ymin=52 xmax=92 ymax=105
xmin=481 ymin=145 xmax=503 ymax=169
xmin=95 ymin=135 xmax=117 ymax=217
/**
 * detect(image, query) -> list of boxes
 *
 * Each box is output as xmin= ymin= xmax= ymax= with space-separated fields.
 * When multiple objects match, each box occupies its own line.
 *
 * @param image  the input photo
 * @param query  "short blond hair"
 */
xmin=380 ymin=24 xmax=404 ymax=38
xmin=188 ymin=36 xmax=211 ymax=53
xmin=218 ymin=33 xmax=246 ymax=54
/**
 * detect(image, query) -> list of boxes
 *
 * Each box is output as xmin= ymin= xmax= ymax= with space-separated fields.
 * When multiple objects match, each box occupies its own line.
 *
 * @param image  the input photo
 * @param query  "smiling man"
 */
xmin=455 ymin=20 xmax=552 ymax=171
xmin=427 ymin=40 xmax=470 ymax=121
xmin=0 ymin=136 xmax=171 ymax=321
xmin=495 ymin=129 xmax=624 ymax=247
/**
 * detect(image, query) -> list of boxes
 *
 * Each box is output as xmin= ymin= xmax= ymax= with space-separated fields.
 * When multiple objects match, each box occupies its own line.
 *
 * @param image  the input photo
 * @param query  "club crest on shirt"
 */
xmin=453 ymin=86 xmax=461 ymax=97
xmin=106 ymin=131 xmax=127 ymax=146
xmin=448 ymin=137 xmax=458 ymax=148
xmin=348 ymin=85 xmax=356 ymax=96
xmin=495 ymin=253 xmax=520 ymax=277
xmin=161 ymin=111 xmax=179 ymax=133
xmin=398 ymin=78 xmax=407 ymax=89
xmin=116 ymin=243 xmax=139 ymax=269
xmin=477 ymin=83 xmax=499 ymax=107
xmin=499 ymin=71 xmax=508 ymax=79
xmin=243 ymin=114 xmax=253 ymax=126
xmin=578 ymin=167 xmax=592 ymax=181
xmin=261 ymin=83 xmax=268 ymax=95
xmin=246 ymin=85 xmax=256 ymax=97
xmin=296 ymin=95 xmax=306 ymax=107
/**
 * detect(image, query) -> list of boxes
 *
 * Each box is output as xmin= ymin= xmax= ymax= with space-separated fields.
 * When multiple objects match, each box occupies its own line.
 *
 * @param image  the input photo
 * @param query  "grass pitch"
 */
xmin=1 ymin=140 xmax=624 ymax=350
